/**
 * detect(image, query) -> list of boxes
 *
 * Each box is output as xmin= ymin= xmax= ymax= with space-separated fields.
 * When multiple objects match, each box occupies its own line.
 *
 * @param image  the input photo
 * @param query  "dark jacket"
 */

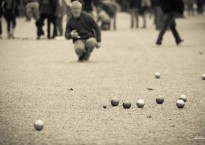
xmin=2 ymin=0 xmax=18 ymax=16
xmin=160 ymin=0 xmax=184 ymax=14
xmin=151 ymin=0 xmax=160 ymax=7
xmin=39 ymin=0 xmax=56 ymax=14
xmin=65 ymin=12 xmax=101 ymax=42
xmin=129 ymin=0 xmax=141 ymax=9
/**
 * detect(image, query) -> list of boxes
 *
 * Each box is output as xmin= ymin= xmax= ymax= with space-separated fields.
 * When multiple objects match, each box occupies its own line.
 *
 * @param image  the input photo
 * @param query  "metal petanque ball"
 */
xmin=123 ymin=101 xmax=131 ymax=109
xmin=176 ymin=100 xmax=185 ymax=108
xmin=111 ymin=98 xmax=119 ymax=106
xmin=156 ymin=96 xmax=164 ymax=104
xmin=202 ymin=74 xmax=205 ymax=80
xmin=179 ymin=95 xmax=187 ymax=102
xmin=155 ymin=72 xmax=160 ymax=79
xmin=34 ymin=120 xmax=44 ymax=131
xmin=136 ymin=99 xmax=145 ymax=108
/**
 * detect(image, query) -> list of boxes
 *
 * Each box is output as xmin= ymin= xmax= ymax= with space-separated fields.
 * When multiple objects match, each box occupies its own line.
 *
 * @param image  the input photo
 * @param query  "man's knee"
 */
xmin=75 ymin=47 xmax=85 ymax=56
xmin=86 ymin=38 xmax=97 ymax=48
xmin=74 ymin=41 xmax=85 ymax=56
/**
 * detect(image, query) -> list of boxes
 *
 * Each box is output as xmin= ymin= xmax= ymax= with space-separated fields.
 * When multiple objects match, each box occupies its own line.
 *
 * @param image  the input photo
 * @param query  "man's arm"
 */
xmin=88 ymin=16 xmax=101 ymax=42
xmin=65 ymin=20 xmax=72 ymax=40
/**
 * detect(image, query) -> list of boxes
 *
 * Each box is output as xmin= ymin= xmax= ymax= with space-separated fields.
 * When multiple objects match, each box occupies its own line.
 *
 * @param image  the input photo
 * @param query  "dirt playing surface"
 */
xmin=0 ymin=13 xmax=205 ymax=145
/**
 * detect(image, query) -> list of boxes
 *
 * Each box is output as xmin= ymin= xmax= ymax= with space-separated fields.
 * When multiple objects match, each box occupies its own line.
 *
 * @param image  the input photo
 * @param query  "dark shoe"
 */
xmin=78 ymin=55 xmax=84 ymax=62
xmin=156 ymin=40 xmax=162 ymax=45
xmin=176 ymin=39 xmax=183 ymax=45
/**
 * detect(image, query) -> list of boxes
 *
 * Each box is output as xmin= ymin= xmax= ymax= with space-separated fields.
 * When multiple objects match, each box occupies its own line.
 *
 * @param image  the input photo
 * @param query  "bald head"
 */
xmin=70 ymin=1 xmax=83 ymax=18
xmin=71 ymin=1 xmax=82 ymax=9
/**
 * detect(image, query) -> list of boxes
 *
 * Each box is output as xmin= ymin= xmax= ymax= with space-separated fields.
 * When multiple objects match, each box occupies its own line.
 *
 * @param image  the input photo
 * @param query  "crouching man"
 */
xmin=65 ymin=1 xmax=101 ymax=62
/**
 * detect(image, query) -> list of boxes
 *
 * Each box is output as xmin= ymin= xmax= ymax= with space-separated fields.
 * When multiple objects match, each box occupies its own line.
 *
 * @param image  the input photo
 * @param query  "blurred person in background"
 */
xmin=129 ymin=0 xmax=141 ymax=29
xmin=97 ymin=0 xmax=119 ymax=30
xmin=25 ymin=0 xmax=39 ymax=21
xmin=2 ymin=0 xmax=18 ymax=39
xmin=187 ymin=0 xmax=195 ymax=16
xmin=151 ymin=0 xmax=163 ymax=30
xmin=156 ymin=0 xmax=184 ymax=45
xmin=36 ymin=0 xmax=57 ymax=39
xmin=97 ymin=5 xmax=111 ymax=30
xmin=140 ymin=0 xmax=152 ymax=28
xmin=65 ymin=1 xmax=101 ymax=62
xmin=196 ymin=0 xmax=204 ymax=14
xmin=54 ymin=0 xmax=67 ymax=37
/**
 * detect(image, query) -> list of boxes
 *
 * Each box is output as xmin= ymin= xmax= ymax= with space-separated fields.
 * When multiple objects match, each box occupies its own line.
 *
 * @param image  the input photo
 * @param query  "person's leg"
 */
xmin=141 ymin=7 xmax=147 ymax=28
xmin=47 ymin=14 xmax=53 ymax=39
xmin=0 ymin=16 xmax=2 ymax=38
xmin=170 ymin=19 xmax=183 ymax=45
xmin=84 ymin=37 xmax=97 ymax=61
xmin=55 ymin=16 xmax=59 ymax=36
xmin=50 ymin=15 xmax=57 ymax=39
xmin=36 ymin=14 xmax=45 ymax=39
xmin=155 ymin=7 xmax=163 ymax=30
xmin=113 ymin=14 xmax=117 ymax=30
xmin=58 ymin=16 xmax=63 ymax=36
xmin=4 ymin=13 xmax=11 ymax=38
xmin=156 ymin=13 xmax=173 ymax=45
xmin=74 ymin=40 xmax=86 ymax=61
xmin=130 ymin=9 xmax=134 ymax=28
xmin=135 ymin=9 xmax=139 ymax=28
xmin=10 ymin=15 xmax=16 ymax=38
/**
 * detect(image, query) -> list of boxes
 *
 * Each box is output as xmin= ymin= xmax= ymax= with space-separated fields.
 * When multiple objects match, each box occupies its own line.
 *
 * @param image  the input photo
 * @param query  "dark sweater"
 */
xmin=129 ymin=0 xmax=141 ymax=9
xmin=160 ymin=0 xmax=184 ymax=14
xmin=65 ymin=12 xmax=101 ymax=42
xmin=39 ymin=0 xmax=56 ymax=14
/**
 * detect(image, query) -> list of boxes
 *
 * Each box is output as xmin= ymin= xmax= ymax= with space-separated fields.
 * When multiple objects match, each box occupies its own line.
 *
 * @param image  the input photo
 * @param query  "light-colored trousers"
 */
xmin=74 ymin=37 xmax=97 ymax=58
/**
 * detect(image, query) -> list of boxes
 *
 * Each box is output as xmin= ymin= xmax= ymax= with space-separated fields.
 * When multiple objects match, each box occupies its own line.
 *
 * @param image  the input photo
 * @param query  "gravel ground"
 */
xmin=0 ymin=13 xmax=205 ymax=145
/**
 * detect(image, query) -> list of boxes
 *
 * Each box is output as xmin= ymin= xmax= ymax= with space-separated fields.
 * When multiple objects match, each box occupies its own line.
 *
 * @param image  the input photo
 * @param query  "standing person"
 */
xmin=2 ymin=0 xmax=18 ymax=39
xmin=187 ymin=0 xmax=195 ymax=16
xmin=65 ymin=1 xmax=101 ymax=62
xmin=37 ymin=0 xmax=57 ymax=39
xmin=156 ymin=0 xmax=184 ymax=45
xmin=129 ymin=0 xmax=141 ymax=29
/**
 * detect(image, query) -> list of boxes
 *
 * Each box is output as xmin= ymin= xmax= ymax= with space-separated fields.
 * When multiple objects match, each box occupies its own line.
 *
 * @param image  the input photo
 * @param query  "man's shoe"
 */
xmin=156 ymin=40 xmax=162 ymax=45
xmin=176 ymin=39 xmax=183 ymax=45
xmin=78 ymin=55 xmax=84 ymax=62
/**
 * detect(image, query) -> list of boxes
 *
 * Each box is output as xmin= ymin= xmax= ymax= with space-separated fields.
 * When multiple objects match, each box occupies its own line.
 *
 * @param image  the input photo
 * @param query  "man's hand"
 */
xmin=96 ymin=42 xmax=101 ymax=48
xmin=71 ymin=30 xmax=80 ymax=38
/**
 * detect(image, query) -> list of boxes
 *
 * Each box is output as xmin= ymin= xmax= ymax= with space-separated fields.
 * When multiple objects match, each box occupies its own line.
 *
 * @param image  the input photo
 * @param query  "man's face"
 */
xmin=71 ymin=5 xmax=82 ymax=18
